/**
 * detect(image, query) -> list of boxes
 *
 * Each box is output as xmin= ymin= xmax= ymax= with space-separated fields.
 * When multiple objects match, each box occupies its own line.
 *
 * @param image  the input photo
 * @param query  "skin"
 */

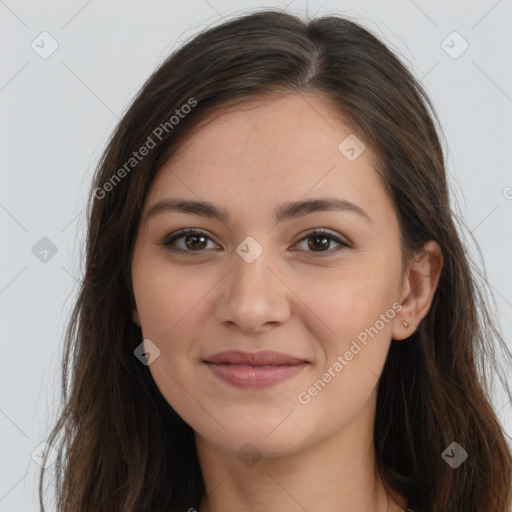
xmin=131 ymin=92 xmax=443 ymax=512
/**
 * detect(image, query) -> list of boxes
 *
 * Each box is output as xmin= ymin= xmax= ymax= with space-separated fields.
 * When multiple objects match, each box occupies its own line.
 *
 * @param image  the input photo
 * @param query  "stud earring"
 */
xmin=402 ymin=321 xmax=409 ymax=328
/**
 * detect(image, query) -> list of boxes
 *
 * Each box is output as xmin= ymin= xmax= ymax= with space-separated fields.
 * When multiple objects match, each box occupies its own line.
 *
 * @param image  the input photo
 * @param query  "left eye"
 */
xmin=161 ymin=228 xmax=350 ymax=256
xmin=293 ymin=229 xmax=350 ymax=255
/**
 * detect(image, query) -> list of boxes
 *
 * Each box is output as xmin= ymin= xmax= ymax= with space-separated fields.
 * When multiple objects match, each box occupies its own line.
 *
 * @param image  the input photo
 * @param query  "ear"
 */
xmin=392 ymin=240 xmax=443 ymax=340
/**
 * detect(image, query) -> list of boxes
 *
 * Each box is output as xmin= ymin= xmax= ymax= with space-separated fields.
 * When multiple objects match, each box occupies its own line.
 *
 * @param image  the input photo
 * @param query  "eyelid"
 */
xmin=161 ymin=227 xmax=351 ymax=255
xmin=294 ymin=227 xmax=351 ymax=247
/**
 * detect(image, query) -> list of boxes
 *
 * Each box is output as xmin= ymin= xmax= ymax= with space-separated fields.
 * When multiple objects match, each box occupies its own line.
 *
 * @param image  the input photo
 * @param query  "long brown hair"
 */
xmin=39 ymin=9 xmax=512 ymax=511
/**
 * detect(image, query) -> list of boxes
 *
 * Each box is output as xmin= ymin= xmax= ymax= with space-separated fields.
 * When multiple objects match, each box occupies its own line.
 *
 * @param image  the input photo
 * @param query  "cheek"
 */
xmin=133 ymin=259 xmax=208 ymax=341
xmin=291 ymin=283 xmax=398 ymax=434
xmin=132 ymin=262 xmax=215 ymax=425
xmin=318 ymin=263 xmax=398 ymax=343
xmin=301 ymin=259 xmax=400 ymax=401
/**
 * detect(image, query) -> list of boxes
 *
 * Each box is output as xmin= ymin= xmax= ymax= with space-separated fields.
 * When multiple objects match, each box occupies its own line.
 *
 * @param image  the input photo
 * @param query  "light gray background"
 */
xmin=1 ymin=0 xmax=511 ymax=509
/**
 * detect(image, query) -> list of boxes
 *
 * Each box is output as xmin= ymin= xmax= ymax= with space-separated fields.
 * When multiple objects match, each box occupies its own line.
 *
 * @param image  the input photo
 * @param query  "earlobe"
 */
xmin=392 ymin=240 xmax=443 ymax=340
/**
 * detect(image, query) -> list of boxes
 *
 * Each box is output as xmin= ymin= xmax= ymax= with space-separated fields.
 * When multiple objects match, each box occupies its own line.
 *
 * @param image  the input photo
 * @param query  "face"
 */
xmin=131 ymin=92 xmax=409 ymax=458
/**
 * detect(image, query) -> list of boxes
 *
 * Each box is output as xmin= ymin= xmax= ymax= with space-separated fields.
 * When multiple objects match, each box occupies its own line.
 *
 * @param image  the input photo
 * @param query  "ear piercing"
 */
xmin=402 ymin=321 xmax=409 ymax=328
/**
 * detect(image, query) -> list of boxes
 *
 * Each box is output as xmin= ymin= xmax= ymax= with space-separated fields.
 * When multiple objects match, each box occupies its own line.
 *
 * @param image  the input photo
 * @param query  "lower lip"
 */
xmin=204 ymin=362 xmax=308 ymax=388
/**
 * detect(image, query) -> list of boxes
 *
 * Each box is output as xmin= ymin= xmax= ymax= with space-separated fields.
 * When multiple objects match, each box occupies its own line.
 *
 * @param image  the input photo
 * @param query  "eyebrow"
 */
xmin=146 ymin=196 xmax=372 ymax=224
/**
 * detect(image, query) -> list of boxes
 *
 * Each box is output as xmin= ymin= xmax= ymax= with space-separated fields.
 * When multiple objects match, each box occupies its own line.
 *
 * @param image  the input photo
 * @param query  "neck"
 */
xmin=195 ymin=393 xmax=407 ymax=512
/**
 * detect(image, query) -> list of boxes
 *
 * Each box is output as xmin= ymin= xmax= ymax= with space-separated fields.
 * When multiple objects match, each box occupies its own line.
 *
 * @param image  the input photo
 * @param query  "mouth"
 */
xmin=203 ymin=349 xmax=309 ymax=366
xmin=202 ymin=350 xmax=310 ymax=388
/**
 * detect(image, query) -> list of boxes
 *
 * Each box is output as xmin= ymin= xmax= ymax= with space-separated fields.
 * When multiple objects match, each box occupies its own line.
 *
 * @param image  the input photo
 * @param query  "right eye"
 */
xmin=161 ymin=228 xmax=219 ymax=255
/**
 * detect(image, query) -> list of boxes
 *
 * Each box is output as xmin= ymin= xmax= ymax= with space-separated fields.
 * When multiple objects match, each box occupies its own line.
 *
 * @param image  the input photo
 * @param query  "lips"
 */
xmin=202 ymin=350 xmax=310 ymax=388
xmin=203 ymin=350 xmax=307 ymax=366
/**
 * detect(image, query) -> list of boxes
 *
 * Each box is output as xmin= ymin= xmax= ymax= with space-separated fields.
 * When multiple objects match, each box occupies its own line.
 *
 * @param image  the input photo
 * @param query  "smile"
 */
xmin=203 ymin=361 xmax=309 ymax=388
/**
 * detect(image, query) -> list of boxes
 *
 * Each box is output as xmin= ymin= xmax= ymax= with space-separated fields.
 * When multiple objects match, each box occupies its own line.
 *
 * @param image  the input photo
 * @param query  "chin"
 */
xmin=194 ymin=415 xmax=314 ymax=461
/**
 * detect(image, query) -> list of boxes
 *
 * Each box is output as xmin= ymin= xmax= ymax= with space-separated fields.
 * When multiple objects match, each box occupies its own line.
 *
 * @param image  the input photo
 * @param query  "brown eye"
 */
xmin=161 ymin=228 xmax=350 ymax=257
xmin=162 ymin=229 xmax=217 ymax=254
xmin=308 ymin=234 xmax=331 ymax=252
xmin=294 ymin=229 xmax=350 ymax=256
xmin=183 ymin=233 xmax=208 ymax=250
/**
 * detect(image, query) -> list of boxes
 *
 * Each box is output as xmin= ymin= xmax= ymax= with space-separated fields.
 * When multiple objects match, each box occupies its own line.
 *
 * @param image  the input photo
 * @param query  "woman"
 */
xmin=39 ymin=8 xmax=512 ymax=512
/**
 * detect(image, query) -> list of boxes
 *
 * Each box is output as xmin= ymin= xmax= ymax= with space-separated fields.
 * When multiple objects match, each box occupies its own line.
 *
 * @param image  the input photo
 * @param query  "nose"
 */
xmin=213 ymin=243 xmax=291 ymax=334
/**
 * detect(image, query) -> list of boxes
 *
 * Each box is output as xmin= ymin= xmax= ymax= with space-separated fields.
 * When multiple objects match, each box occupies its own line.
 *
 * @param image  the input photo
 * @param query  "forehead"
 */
xmin=144 ymin=93 xmax=393 ymax=226
xmin=172 ymin=92 xmax=368 ymax=165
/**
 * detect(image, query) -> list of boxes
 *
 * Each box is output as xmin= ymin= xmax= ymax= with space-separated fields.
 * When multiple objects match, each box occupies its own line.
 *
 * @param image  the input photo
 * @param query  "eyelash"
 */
xmin=160 ymin=228 xmax=351 ymax=257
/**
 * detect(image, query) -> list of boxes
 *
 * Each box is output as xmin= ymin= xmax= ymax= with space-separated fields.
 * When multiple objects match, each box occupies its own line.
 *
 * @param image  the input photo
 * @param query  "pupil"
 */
xmin=309 ymin=235 xmax=329 ymax=251
xmin=186 ymin=234 xmax=207 ymax=250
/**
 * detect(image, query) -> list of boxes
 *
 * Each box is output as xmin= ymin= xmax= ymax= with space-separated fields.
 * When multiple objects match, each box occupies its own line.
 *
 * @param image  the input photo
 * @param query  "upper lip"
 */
xmin=203 ymin=350 xmax=308 ymax=366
